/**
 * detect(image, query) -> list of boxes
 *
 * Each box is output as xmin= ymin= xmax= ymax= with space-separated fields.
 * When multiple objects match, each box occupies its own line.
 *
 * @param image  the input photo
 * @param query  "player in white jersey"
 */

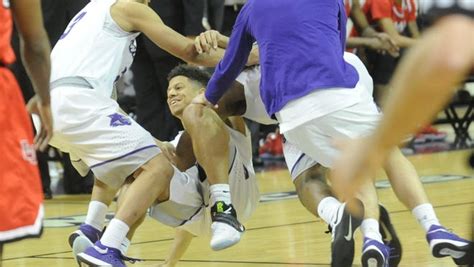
xmin=158 ymin=65 xmax=259 ymax=265
xmin=40 ymin=1 xmax=247 ymax=266
xmin=100 ymin=65 xmax=259 ymax=266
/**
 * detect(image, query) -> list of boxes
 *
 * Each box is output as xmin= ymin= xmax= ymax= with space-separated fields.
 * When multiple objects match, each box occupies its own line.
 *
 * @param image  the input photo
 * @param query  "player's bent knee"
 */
xmin=140 ymin=154 xmax=174 ymax=184
xmin=182 ymin=104 xmax=206 ymax=127
xmin=294 ymin=165 xmax=326 ymax=196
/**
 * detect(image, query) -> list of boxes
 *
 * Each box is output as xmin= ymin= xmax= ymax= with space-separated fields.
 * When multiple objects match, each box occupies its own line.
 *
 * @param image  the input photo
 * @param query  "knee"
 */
xmin=143 ymin=154 xmax=174 ymax=184
xmin=182 ymin=104 xmax=206 ymax=130
xmin=294 ymin=165 xmax=327 ymax=197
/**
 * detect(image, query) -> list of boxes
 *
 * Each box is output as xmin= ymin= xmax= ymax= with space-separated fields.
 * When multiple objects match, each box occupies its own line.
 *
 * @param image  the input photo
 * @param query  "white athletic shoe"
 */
xmin=72 ymin=235 xmax=94 ymax=259
xmin=210 ymin=221 xmax=244 ymax=251
xmin=209 ymin=202 xmax=245 ymax=251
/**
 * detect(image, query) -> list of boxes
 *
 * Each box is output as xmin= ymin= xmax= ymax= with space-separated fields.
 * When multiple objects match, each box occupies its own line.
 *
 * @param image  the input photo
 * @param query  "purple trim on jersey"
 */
xmin=290 ymin=153 xmax=306 ymax=177
xmin=228 ymin=146 xmax=238 ymax=173
xmin=90 ymin=145 xmax=158 ymax=169
xmin=178 ymin=206 xmax=204 ymax=226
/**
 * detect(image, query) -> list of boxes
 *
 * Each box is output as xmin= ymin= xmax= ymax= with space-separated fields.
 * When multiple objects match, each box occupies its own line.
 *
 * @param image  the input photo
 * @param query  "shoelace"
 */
xmin=122 ymin=255 xmax=143 ymax=264
xmin=325 ymin=225 xmax=333 ymax=234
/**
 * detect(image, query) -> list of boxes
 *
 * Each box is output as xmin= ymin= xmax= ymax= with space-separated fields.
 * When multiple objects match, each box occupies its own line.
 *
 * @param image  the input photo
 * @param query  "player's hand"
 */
xmin=246 ymin=45 xmax=260 ymax=66
xmin=27 ymin=95 xmax=53 ymax=152
xmin=372 ymin=33 xmax=400 ymax=57
xmin=194 ymin=30 xmax=220 ymax=54
xmin=156 ymin=140 xmax=177 ymax=165
xmin=191 ymin=92 xmax=218 ymax=109
xmin=330 ymin=137 xmax=382 ymax=205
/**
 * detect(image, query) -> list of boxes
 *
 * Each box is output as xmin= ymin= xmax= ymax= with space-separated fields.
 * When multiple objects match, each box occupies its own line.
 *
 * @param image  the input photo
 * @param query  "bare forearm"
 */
xmin=218 ymin=35 xmax=230 ymax=48
xmin=190 ymin=47 xmax=226 ymax=67
xmin=21 ymin=38 xmax=51 ymax=103
xmin=371 ymin=18 xmax=473 ymax=154
xmin=346 ymin=37 xmax=372 ymax=48
xmin=392 ymin=34 xmax=417 ymax=48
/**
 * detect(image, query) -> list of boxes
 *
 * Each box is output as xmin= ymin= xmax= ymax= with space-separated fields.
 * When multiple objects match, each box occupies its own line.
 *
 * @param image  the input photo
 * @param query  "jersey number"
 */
xmin=60 ymin=11 xmax=87 ymax=40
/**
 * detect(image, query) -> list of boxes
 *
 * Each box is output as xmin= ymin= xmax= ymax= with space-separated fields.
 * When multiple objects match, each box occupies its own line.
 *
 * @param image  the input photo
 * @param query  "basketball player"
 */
xmin=73 ymin=64 xmax=259 ymax=265
xmin=147 ymin=65 xmax=259 ymax=265
xmin=191 ymin=1 xmax=471 ymax=265
xmin=41 ymin=0 xmax=250 ymax=265
xmin=192 ymin=1 xmax=391 ymax=265
xmin=192 ymin=33 xmax=470 ymax=265
xmin=331 ymin=1 xmax=474 ymax=265
xmin=0 ymin=0 xmax=52 ymax=264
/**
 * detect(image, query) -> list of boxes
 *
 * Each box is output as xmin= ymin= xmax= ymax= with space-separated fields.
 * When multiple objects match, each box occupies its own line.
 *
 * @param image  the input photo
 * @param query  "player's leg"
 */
xmin=71 ymin=177 xmax=145 ymax=258
xmin=292 ymin=164 xmax=359 ymax=267
xmin=115 ymin=177 xmax=147 ymax=256
xmin=284 ymin=122 xmax=387 ymax=267
xmin=69 ymin=178 xmax=117 ymax=257
xmin=78 ymin=154 xmax=174 ymax=267
xmin=181 ymin=103 xmax=244 ymax=250
xmin=291 ymin=157 xmax=402 ymax=266
xmin=50 ymin=89 xmax=169 ymax=266
xmin=293 ymin=164 xmax=332 ymax=216
xmin=384 ymin=148 xmax=472 ymax=265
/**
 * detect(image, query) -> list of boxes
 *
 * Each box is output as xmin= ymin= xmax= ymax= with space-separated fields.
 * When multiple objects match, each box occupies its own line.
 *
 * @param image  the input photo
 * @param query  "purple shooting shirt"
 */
xmin=205 ymin=0 xmax=359 ymax=116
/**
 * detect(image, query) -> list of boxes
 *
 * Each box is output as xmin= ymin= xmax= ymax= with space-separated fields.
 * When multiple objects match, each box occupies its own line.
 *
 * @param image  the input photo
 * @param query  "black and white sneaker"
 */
xmin=331 ymin=200 xmax=364 ymax=267
xmin=379 ymin=204 xmax=402 ymax=267
xmin=210 ymin=201 xmax=245 ymax=251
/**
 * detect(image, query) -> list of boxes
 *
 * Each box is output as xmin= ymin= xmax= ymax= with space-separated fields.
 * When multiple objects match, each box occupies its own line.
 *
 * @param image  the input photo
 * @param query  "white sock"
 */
xmin=120 ymin=238 xmax=131 ymax=256
xmin=412 ymin=203 xmax=440 ymax=232
xmin=210 ymin=184 xmax=231 ymax=207
xmin=361 ymin=218 xmax=382 ymax=242
xmin=317 ymin=197 xmax=342 ymax=227
xmin=101 ymin=219 xmax=129 ymax=250
xmin=85 ymin=201 xmax=108 ymax=231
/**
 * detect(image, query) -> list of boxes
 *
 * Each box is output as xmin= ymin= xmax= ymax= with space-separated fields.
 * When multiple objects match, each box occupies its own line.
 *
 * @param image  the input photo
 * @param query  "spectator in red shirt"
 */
xmin=359 ymin=0 xmax=420 ymax=105
xmin=344 ymin=0 xmax=399 ymax=56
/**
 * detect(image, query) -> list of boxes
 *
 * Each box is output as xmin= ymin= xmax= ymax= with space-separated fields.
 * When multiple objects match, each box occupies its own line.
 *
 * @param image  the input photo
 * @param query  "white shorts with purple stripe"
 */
xmin=48 ymin=87 xmax=161 ymax=189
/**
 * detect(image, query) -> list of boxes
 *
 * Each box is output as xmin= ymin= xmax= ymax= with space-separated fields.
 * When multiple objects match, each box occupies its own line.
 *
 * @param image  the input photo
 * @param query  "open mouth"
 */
xmin=169 ymin=99 xmax=180 ymax=106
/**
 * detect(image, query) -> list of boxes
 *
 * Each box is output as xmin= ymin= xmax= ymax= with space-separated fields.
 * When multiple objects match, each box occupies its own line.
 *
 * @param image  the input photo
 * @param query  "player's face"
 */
xmin=167 ymin=76 xmax=203 ymax=118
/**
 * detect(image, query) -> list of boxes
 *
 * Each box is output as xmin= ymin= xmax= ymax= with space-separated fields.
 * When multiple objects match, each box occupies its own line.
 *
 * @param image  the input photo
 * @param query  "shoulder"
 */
xmin=110 ymin=1 xmax=155 ymax=32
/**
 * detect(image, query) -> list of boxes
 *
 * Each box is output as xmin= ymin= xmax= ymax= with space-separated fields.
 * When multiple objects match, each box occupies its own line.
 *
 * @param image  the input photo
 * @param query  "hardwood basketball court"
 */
xmin=2 ymin=149 xmax=473 ymax=267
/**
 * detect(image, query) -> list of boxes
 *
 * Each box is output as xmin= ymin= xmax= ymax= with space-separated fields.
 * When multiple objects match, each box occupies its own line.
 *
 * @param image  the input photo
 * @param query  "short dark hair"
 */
xmin=167 ymin=64 xmax=211 ymax=88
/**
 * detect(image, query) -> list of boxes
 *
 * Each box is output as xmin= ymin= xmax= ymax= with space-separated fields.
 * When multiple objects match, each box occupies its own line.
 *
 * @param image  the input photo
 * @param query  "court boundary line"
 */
xmin=2 ymin=201 xmax=472 ymax=262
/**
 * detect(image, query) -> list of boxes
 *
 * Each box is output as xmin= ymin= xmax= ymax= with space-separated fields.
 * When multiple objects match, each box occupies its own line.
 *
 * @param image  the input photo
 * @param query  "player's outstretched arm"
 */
xmin=194 ymin=30 xmax=260 ymax=67
xmin=111 ymin=1 xmax=224 ymax=67
xmin=11 ymin=0 xmax=52 ymax=151
xmin=159 ymin=228 xmax=194 ymax=267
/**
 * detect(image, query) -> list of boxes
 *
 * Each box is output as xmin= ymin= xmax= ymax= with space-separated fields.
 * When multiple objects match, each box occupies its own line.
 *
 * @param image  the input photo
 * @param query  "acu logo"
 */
xmin=108 ymin=113 xmax=132 ymax=127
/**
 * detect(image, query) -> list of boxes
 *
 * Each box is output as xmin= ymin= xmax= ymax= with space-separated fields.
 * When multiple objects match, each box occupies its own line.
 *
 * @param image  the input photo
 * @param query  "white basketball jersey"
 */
xmin=150 ymin=126 xmax=259 ymax=236
xmin=50 ymin=0 xmax=139 ymax=98
xmin=238 ymin=66 xmax=278 ymax=125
